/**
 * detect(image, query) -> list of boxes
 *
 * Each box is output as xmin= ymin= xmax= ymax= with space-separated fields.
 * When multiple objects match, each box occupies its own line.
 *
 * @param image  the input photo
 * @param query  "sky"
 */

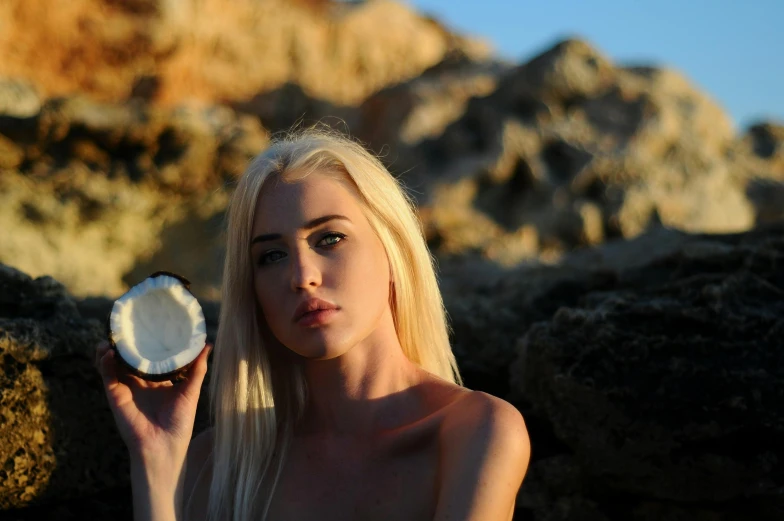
xmin=409 ymin=0 xmax=782 ymax=131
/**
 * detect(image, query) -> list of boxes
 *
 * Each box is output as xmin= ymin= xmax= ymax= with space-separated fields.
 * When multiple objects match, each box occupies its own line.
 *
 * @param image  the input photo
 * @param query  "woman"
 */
xmin=95 ymin=128 xmax=530 ymax=521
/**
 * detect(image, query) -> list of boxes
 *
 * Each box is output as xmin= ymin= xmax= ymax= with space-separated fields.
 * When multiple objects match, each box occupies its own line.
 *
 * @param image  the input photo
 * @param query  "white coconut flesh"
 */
xmin=110 ymin=275 xmax=207 ymax=377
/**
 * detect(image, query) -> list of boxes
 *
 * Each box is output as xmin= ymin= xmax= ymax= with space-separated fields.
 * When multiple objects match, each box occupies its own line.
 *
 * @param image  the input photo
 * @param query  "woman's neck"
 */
xmin=297 ymin=316 xmax=426 ymax=439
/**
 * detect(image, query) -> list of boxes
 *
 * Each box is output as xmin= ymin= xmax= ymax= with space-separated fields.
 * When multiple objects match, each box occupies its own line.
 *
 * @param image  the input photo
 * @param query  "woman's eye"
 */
xmin=258 ymin=251 xmax=285 ymax=265
xmin=257 ymin=232 xmax=346 ymax=266
xmin=318 ymin=232 xmax=346 ymax=247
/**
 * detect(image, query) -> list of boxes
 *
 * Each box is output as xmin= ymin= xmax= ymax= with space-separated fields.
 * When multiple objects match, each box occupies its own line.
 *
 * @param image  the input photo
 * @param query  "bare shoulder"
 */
xmin=440 ymin=391 xmax=529 ymax=451
xmin=183 ymin=427 xmax=214 ymax=521
xmin=434 ymin=391 xmax=531 ymax=520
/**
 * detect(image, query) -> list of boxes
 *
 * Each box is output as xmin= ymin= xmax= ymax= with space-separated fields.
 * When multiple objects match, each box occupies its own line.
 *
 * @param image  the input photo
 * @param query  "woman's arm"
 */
xmin=130 ymin=454 xmax=187 ymax=521
xmin=94 ymin=341 xmax=212 ymax=521
xmin=434 ymin=392 xmax=531 ymax=521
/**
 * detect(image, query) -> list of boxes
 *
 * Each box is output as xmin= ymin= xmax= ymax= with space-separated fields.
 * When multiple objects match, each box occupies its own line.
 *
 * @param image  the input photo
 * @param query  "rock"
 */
xmin=0 ymin=78 xmax=40 ymax=119
xmin=613 ymin=66 xmax=735 ymax=157
xmin=444 ymin=259 xmax=614 ymax=398
xmin=0 ymin=0 xmax=490 ymax=107
xmin=0 ymin=133 xmax=24 ymax=170
xmin=511 ymin=223 xmax=784 ymax=517
xmin=357 ymin=53 xmax=506 ymax=154
xmin=410 ymin=38 xmax=756 ymax=265
xmin=0 ymin=263 xmax=217 ymax=517
xmin=0 ymin=96 xmax=266 ymax=299
xmin=230 ymin=82 xmax=354 ymax=135
xmin=746 ymin=178 xmax=784 ymax=224
xmin=501 ymin=38 xmax=617 ymax=108
xmin=745 ymin=122 xmax=784 ymax=168
xmin=731 ymin=122 xmax=784 ymax=224
xmin=0 ymin=265 xmax=117 ymax=510
xmin=32 ymin=97 xmax=267 ymax=193
xmin=2 ymin=32 xmax=777 ymax=303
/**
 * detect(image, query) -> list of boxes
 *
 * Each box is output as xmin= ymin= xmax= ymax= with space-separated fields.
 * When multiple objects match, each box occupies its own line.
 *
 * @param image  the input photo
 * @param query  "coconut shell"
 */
xmin=106 ymin=271 xmax=206 ymax=383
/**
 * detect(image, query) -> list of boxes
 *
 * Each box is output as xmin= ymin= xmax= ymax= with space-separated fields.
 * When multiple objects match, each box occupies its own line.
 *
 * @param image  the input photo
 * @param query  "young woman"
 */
xmin=95 ymin=128 xmax=530 ymax=521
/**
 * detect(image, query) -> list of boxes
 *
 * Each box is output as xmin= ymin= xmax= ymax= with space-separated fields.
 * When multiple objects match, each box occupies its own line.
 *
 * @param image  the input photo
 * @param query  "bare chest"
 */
xmin=266 ymin=429 xmax=439 ymax=521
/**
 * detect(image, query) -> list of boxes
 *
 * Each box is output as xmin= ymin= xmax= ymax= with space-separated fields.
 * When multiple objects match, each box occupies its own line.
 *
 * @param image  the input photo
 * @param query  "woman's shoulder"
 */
xmin=439 ymin=390 xmax=528 ymax=441
xmin=437 ymin=390 xmax=531 ymax=482
xmin=434 ymin=391 xmax=530 ymax=519
xmin=420 ymin=374 xmax=529 ymax=452
xmin=415 ymin=372 xmax=525 ymax=434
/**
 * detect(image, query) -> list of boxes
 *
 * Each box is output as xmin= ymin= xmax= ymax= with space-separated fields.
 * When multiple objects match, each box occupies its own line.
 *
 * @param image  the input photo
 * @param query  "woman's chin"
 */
xmin=286 ymin=337 xmax=351 ymax=361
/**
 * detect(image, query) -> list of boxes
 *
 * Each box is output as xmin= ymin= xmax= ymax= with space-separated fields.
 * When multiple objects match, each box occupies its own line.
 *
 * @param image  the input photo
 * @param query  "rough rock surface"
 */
xmin=0 ymin=0 xmax=490 ymax=107
xmin=408 ymin=39 xmax=764 ymax=267
xmin=731 ymin=122 xmax=784 ymax=224
xmin=0 ymin=264 xmax=119 ymax=511
xmin=0 ymin=94 xmax=264 ymax=299
xmin=356 ymin=53 xmax=507 ymax=153
xmin=508 ymin=223 xmax=784 ymax=520
xmin=3 ymin=37 xmax=783 ymax=301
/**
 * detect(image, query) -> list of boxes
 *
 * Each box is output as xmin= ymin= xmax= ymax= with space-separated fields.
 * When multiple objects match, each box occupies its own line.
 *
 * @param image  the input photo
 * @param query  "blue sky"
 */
xmin=409 ymin=0 xmax=782 ymax=131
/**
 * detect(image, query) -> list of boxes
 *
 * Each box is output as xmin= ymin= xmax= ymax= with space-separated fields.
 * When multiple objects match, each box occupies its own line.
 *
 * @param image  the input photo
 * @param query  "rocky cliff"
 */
xmin=1 ymin=0 xmax=783 ymax=519
xmin=0 ymin=0 xmax=490 ymax=106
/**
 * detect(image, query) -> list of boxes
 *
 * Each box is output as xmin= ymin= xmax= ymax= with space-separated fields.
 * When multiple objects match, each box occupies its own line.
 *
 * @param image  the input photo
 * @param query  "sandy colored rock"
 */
xmin=0 ymin=77 xmax=40 ymax=118
xmin=357 ymin=54 xmax=506 ymax=153
xmin=409 ymin=38 xmax=756 ymax=265
xmin=1 ymin=34 xmax=778 ymax=300
xmin=0 ymin=97 xmax=264 ymax=299
xmin=0 ymin=0 xmax=490 ymax=107
xmin=730 ymin=122 xmax=784 ymax=224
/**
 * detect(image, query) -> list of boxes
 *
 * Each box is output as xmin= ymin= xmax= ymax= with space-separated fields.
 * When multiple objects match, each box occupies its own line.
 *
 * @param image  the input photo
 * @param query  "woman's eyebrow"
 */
xmin=250 ymin=214 xmax=352 ymax=246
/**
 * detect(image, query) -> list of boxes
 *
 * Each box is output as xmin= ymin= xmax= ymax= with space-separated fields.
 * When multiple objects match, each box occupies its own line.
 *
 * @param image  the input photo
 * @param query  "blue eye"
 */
xmin=319 ymin=232 xmax=346 ymax=247
xmin=257 ymin=232 xmax=346 ymax=266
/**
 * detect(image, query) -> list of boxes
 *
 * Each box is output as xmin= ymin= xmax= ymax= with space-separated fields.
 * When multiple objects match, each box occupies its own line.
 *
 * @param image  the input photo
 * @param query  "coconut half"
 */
xmin=108 ymin=271 xmax=207 ymax=382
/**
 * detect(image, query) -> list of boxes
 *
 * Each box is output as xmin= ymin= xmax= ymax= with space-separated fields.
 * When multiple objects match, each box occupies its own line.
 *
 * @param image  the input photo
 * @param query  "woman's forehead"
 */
xmin=253 ymin=173 xmax=362 ymax=231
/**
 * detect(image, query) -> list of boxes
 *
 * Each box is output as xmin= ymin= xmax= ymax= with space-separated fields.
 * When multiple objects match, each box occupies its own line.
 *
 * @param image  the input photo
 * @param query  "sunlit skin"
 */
xmin=180 ymin=170 xmax=531 ymax=521
xmin=251 ymin=171 xmax=435 ymax=437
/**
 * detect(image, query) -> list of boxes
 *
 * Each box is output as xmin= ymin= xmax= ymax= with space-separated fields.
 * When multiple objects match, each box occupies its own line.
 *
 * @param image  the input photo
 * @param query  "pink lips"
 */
xmin=297 ymin=308 xmax=339 ymax=327
xmin=293 ymin=297 xmax=339 ymax=324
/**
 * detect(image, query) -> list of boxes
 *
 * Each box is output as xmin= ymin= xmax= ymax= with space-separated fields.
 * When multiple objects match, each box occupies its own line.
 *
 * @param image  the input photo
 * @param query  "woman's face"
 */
xmin=250 ymin=171 xmax=393 ymax=360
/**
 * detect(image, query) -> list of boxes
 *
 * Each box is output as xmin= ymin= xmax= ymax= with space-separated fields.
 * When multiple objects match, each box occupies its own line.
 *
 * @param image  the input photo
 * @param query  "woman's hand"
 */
xmin=94 ymin=339 xmax=212 ymax=464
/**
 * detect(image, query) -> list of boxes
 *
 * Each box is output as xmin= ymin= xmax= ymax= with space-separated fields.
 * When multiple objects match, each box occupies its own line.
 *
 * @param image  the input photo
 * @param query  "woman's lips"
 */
xmin=293 ymin=297 xmax=338 ymax=322
xmin=296 ymin=308 xmax=339 ymax=327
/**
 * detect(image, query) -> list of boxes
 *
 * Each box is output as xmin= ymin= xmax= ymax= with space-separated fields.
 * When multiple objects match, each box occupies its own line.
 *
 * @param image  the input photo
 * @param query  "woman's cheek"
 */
xmin=255 ymin=280 xmax=277 ymax=323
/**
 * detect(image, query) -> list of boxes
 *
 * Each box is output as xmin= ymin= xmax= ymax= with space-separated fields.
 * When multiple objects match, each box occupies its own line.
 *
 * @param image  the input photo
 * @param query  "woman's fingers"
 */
xmin=99 ymin=348 xmax=120 ymax=392
xmin=95 ymin=339 xmax=212 ymax=399
xmin=181 ymin=343 xmax=212 ymax=403
xmin=94 ymin=340 xmax=110 ymax=370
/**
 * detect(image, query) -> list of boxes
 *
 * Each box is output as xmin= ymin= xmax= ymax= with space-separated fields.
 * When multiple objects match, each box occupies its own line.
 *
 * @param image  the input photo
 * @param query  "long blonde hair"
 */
xmin=205 ymin=127 xmax=462 ymax=521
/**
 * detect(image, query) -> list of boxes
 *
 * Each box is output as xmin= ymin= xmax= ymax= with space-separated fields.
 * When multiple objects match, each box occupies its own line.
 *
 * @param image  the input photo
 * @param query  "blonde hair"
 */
xmin=204 ymin=127 xmax=462 ymax=521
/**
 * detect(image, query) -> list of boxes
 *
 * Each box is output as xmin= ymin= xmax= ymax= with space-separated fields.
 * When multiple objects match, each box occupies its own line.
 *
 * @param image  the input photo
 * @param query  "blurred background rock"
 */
xmin=0 ymin=0 xmax=782 ymax=520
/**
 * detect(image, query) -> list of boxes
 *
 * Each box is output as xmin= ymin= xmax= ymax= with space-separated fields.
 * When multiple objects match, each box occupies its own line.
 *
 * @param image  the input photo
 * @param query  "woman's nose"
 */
xmin=289 ymin=246 xmax=322 ymax=291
